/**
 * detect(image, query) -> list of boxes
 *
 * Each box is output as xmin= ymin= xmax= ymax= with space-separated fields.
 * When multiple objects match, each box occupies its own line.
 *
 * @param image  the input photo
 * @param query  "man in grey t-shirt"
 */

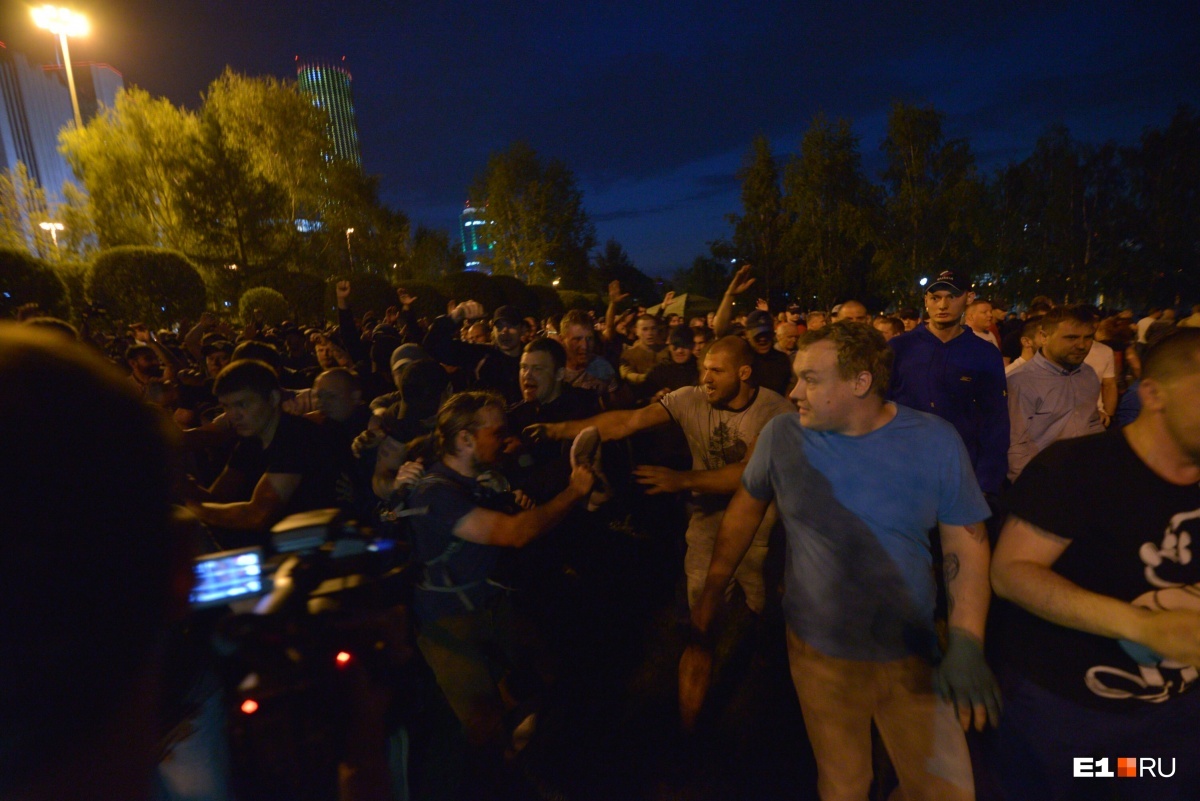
xmin=526 ymin=336 xmax=794 ymax=613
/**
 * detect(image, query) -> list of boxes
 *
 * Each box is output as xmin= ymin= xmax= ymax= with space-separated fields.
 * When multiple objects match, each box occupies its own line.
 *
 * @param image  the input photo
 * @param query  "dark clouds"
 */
xmin=2 ymin=0 xmax=1197 ymax=274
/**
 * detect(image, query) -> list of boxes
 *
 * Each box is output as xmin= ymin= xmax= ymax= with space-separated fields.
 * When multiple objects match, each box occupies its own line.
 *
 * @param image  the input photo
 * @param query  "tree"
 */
xmin=0 ymin=164 xmax=52 ymax=259
xmin=591 ymin=239 xmax=658 ymax=303
xmin=1127 ymin=106 xmax=1200 ymax=304
xmin=61 ymin=72 xmax=410 ymax=283
xmin=469 ymin=142 xmax=596 ymax=285
xmin=875 ymin=102 xmax=987 ymax=297
xmin=671 ymin=254 xmax=731 ymax=301
xmin=60 ymin=88 xmax=200 ymax=252
xmin=783 ymin=114 xmax=880 ymax=310
xmin=0 ymin=248 xmax=68 ymax=318
xmin=403 ymin=226 xmax=464 ymax=280
xmin=87 ymin=247 xmax=207 ymax=328
xmin=239 ymin=287 xmax=290 ymax=327
xmin=728 ymin=135 xmax=788 ymax=298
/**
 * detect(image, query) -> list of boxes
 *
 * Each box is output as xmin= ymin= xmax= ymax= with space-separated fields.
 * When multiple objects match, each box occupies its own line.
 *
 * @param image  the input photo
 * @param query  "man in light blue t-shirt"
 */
xmin=680 ymin=322 xmax=1000 ymax=801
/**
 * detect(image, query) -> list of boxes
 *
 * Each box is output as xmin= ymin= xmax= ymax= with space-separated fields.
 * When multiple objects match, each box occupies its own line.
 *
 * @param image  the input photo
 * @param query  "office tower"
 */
xmin=295 ymin=57 xmax=362 ymax=168
xmin=0 ymin=41 xmax=122 ymax=205
xmin=459 ymin=201 xmax=493 ymax=273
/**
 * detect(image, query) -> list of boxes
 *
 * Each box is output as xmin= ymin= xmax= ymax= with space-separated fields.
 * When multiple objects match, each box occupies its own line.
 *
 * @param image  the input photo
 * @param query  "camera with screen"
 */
xmin=189 ymin=509 xmax=417 ymax=800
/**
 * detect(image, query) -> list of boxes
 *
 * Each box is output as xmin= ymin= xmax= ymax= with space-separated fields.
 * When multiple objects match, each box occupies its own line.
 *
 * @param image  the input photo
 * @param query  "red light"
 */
xmin=240 ymin=699 xmax=259 ymax=715
xmin=335 ymin=651 xmax=352 ymax=667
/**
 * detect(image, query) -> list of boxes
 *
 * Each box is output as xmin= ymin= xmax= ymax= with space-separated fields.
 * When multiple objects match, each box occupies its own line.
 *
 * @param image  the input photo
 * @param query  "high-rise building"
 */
xmin=459 ymin=201 xmax=493 ymax=273
xmin=295 ymin=57 xmax=362 ymax=168
xmin=0 ymin=41 xmax=123 ymax=204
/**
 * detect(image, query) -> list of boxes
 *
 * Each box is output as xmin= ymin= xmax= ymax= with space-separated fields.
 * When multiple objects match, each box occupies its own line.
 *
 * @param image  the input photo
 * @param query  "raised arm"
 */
xmin=601 ymin=280 xmax=629 ymax=343
xmin=712 ymin=264 xmax=756 ymax=337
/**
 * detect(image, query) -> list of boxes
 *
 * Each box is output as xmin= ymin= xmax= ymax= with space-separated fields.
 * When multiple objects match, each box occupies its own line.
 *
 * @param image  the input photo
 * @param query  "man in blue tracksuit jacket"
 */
xmin=887 ymin=270 xmax=1009 ymax=496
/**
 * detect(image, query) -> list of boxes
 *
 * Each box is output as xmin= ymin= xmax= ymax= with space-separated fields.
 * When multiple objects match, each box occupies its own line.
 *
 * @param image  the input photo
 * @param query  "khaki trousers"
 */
xmin=786 ymin=628 xmax=974 ymax=801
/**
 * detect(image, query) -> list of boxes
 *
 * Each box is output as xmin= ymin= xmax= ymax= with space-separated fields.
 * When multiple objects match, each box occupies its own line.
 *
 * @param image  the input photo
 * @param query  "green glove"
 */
xmin=933 ymin=628 xmax=1002 ymax=731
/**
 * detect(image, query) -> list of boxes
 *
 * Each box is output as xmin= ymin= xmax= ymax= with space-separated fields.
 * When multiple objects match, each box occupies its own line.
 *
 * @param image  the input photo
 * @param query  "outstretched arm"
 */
xmin=526 ymin=401 xmax=671 ymax=443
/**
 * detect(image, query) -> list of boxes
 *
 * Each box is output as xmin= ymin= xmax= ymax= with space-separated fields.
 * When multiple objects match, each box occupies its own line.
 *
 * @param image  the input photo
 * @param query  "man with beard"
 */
xmin=527 ymin=336 xmax=794 ymax=617
xmin=888 ymin=269 xmax=1009 ymax=497
xmin=405 ymin=391 xmax=594 ymax=759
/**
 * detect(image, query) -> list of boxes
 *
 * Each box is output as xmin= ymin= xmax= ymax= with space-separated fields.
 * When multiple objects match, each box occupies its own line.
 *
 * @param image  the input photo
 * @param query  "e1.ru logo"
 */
xmin=1074 ymin=757 xmax=1176 ymax=778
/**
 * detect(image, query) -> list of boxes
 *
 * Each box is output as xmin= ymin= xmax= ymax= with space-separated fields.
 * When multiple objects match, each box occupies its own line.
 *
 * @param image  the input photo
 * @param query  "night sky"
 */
xmin=4 ymin=1 xmax=1199 ymax=276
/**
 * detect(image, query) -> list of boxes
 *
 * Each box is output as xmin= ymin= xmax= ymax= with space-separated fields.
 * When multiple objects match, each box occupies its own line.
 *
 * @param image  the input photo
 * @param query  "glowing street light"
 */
xmin=38 ymin=220 xmax=65 ymax=250
xmin=32 ymin=6 xmax=89 ymax=130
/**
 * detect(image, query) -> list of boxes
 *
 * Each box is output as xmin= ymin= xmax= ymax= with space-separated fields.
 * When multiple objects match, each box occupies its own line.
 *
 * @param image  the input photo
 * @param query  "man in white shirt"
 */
xmin=966 ymin=299 xmax=999 ymax=348
xmin=1083 ymin=336 xmax=1117 ymax=425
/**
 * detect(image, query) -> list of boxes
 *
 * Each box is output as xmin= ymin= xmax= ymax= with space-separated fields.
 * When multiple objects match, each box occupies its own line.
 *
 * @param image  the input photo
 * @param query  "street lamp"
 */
xmin=345 ymin=228 xmax=355 ymax=270
xmin=32 ymin=6 xmax=89 ymax=130
xmin=39 ymin=221 xmax=65 ymax=251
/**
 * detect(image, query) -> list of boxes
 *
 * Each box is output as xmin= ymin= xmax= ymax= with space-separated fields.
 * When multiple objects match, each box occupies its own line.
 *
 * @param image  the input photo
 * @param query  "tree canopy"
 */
xmin=469 ymin=142 xmax=596 ymax=286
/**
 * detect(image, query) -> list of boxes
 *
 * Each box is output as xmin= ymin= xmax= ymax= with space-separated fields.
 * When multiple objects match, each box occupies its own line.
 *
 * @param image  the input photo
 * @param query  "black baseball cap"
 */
xmin=745 ymin=310 xmax=774 ymax=334
xmin=926 ymin=269 xmax=971 ymax=296
xmin=492 ymin=305 xmax=523 ymax=327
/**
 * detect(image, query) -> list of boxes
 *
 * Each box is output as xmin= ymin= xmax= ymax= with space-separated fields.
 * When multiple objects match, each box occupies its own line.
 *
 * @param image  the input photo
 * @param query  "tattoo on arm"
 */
xmin=944 ymin=552 xmax=961 ymax=582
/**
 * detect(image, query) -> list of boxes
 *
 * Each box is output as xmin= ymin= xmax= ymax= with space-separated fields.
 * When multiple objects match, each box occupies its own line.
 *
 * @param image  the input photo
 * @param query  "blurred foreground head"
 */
xmin=0 ymin=323 xmax=188 ymax=800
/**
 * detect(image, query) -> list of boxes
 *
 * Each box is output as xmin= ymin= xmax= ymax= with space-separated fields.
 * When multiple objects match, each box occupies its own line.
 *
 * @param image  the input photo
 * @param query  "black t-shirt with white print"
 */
xmin=992 ymin=429 xmax=1200 ymax=711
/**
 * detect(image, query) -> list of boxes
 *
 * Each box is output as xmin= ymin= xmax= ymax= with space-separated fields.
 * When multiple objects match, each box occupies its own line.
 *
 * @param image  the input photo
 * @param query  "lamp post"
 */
xmin=345 ymin=227 xmax=355 ymax=270
xmin=32 ymin=6 xmax=88 ymax=130
xmin=38 ymin=221 xmax=64 ymax=252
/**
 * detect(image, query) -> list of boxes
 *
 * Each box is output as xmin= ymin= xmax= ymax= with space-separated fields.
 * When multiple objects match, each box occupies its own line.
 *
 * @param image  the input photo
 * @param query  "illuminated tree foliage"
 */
xmin=469 ymin=142 xmax=595 ymax=286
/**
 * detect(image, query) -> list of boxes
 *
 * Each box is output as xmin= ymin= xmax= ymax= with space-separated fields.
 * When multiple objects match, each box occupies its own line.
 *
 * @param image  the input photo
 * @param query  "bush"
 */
xmin=490 ymin=274 xmax=541 ymax=318
xmin=442 ymin=272 xmax=504 ymax=314
xmin=324 ymin=273 xmax=397 ymax=320
xmin=557 ymin=290 xmax=603 ymax=314
xmin=87 ymin=247 xmax=206 ymax=328
xmin=239 ymin=287 xmax=290 ymax=327
xmin=528 ymin=284 xmax=565 ymax=319
xmin=0 ymin=248 xmax=69 ymax=319
xmin=394 ymin=280 xmax=448 ymax=320
xmin=252 ymin=269 xmax=328 ymax=325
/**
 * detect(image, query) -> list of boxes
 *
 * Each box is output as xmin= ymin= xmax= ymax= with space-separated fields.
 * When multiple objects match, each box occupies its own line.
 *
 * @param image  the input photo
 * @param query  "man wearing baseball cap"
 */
xmin=424 ymin=301 xmax=527 ymax=405
xmin=887 ymin=269 xmax=1009 ymax=497
xmin=743 ymin=309 xmax=794 ymax=395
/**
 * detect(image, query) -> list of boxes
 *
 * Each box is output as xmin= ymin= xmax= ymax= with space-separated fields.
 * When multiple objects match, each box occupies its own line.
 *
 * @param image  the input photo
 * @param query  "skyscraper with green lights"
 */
xmin=295 ymin=57 xmax=362 ymax=168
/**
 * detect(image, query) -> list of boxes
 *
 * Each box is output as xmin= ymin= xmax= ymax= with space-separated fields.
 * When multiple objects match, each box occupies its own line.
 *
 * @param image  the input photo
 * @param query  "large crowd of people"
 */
xmin=4 ymin=268 xmax=1200 ymax=801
